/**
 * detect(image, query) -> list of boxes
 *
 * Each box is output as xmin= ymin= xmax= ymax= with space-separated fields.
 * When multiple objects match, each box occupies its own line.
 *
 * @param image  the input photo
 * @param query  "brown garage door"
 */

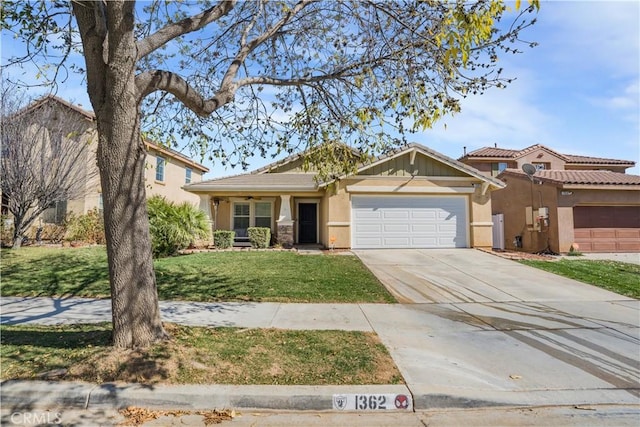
xmin=573 ymin=206 xmax=640 ymax=252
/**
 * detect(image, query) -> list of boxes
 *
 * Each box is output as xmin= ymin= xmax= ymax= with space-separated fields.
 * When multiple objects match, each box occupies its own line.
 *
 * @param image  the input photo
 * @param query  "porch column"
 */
xmin=277 ymin=195 xmax=294 ymax=248
xmin=199 ymin=195 xmax=214 ymax=245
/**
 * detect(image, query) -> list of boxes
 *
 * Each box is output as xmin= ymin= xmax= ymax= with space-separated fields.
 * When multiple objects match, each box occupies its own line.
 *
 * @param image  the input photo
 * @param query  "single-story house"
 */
xmin=184 ymin=143 xmax=505 ymax=249
xmin=494 ymin=169 xmax=640 ymax=253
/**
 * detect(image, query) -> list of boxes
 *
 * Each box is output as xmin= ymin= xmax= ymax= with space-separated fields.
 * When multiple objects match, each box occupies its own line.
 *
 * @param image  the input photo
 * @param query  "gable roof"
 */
xmin=186 ymin=142 xmax=505 ymax=193
xmin=251 ymin=142 xmax=362 ymax=175
xmin=499 ymin=169 xmax=640 ymax=187
xmin=326 ymin=142 xmax=505 ymax=189
xmin=21 ymin=96 xmax=208 ymax=173
xmin=461 ymin=144 xmax=635 ymax=166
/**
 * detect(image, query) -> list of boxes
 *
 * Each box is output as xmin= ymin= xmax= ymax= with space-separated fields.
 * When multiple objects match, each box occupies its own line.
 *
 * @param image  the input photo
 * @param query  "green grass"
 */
xmin=0 ymin=323 xmax=404 ymax=385
xmin=520 ymin=259 xmax=640 ymax=299
xmin=0 ymin=246 xmax=395 ymax=303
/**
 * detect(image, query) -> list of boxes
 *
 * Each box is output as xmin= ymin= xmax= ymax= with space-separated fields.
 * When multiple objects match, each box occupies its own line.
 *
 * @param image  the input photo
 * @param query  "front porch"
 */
xmin=198 ymin=194 xmax=324 ymax=248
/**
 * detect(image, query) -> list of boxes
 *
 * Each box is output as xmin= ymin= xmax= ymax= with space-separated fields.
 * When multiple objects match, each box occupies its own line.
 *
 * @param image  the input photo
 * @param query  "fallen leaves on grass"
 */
xmin=118 ymin=406 xmax=235 ymax=426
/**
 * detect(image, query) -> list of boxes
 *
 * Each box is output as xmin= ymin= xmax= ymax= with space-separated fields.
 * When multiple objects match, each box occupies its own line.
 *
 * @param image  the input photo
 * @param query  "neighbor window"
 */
xmin=156 ymin=156 xmax=166 ymax=181
xmin=491 ymin=162 xmax=508 ymax=177
xmin=533 ymin=162 xmax=549 ymax=170
xmin=185 ymin=167 xmax=192 ymax=184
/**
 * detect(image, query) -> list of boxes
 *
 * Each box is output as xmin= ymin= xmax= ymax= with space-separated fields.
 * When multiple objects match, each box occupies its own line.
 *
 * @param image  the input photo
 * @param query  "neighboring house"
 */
xmin=459 ymin=143 xmax=635 ymax=177
xmin=459 ymin=144 xmax=639 ymax=253
xmin=494 ymin=170 xmax=640 ymax=253
xmin=184 ymin=143 xmax=504 ymax=249
xmin=3 ymin=96 xmax=208 ymax=224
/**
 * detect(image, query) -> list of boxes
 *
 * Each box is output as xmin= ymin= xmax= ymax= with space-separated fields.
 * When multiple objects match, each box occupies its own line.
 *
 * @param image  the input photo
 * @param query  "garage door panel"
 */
xmin=384 ymin=224 xmax=410 ymax=233
xmin=382 ymin=209 xmax=409 ymax=221
xmin=354 ymin=224 xmax=382 ymax=233
xmin=617 ymin=229 xmax=640 ymax=239
xmin=573 ymin=206 xmax=640 ymax=252
xmin=412 ymin=224 xmax=437 ymax=232
xmin=354 ymin=210 xmax=382 ymax=220
xmin=351 ymin=196 xmax=468 ymax=249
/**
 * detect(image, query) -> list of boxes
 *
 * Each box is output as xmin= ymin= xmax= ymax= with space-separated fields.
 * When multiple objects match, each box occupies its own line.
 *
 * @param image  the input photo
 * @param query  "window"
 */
xmin=233 ymin=203 xmax=250 ymax=237
xmin=533 ymin=162 xmax=549 ymax=170
xmin=491 ymin=162 xmax=508 ymax=177
xmin=254 ymin=202 xmax=272 ymax=228
xmin=98 ymin=194 xmax=104 ymax=213
xmin=232 ymin=201 xmax=273 ymax=237
xmin=155 ymin=156 xmax=165 ymax=181
xmin=185 ymin=167 xmax=192 ymax=184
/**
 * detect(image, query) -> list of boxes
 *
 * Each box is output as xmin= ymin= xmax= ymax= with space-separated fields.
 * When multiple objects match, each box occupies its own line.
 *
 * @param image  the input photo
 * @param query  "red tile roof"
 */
xmin=501 ymin=169 xmax=640 ymax=186
xmin=463 ymin=144 xmax=634 ymax=166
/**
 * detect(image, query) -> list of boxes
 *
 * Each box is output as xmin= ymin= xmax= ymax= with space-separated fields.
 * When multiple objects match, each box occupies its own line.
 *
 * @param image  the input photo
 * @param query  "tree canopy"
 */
xmin=1 ymin=0 xmax=539 ymax=348
xmin=3 ymin=0 xmax=539 ymax=175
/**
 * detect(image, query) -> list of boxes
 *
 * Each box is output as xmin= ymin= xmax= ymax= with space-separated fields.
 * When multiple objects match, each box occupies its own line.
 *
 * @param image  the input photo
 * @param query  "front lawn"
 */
xmin=0 ymin=323 xmax=403 ymax=385
xmin=0 ymin=247 xmax=395 ymax=303
xmin=520 ymin=259 xmax=640 ymax=299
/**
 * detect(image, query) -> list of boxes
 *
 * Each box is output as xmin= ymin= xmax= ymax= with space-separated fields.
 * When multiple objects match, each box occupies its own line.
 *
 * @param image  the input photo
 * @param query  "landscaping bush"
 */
xmin=247 ymin=227 xmax=271 ymax=249
xmin=66 ymin=209 xmax=105 ymax=244
xmin=213 ymin=230 xmax=235 ymax=249
xmin=148 ymin=196 xmax=210 ymax=257
xmin=0 ymin=215 xmax=13 ymax=247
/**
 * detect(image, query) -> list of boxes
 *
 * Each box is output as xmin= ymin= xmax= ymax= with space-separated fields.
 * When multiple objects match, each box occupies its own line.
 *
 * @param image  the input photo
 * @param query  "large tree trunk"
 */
xmin=96 ymin=108 xmax=167 ymax=347
xmin=80 ymin=0 xmax=167 ymax=348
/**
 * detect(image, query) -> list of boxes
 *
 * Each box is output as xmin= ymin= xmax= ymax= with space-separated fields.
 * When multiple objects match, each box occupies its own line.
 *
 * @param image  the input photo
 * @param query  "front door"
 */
xmin=298 ymin=203 xmax=317 ymax=244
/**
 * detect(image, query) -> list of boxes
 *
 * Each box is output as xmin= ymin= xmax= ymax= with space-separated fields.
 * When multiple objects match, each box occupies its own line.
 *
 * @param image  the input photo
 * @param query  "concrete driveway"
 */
xmin=354 ymin=249 xmax=640 ymax=408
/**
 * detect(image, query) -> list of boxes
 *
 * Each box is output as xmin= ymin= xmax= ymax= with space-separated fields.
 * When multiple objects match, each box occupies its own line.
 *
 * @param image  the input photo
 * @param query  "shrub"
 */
xmin=0 ymin=215 xmax=13 ymax=247
xmin=247 ymin=227 xmax=271 ymax=249
xmin=66 ymin=209 xmax=105 ymax=244
xmin=148 ymin=196 xmax=210 ymax=257
xmin=213 ymin=230 xmax=235 ymax=249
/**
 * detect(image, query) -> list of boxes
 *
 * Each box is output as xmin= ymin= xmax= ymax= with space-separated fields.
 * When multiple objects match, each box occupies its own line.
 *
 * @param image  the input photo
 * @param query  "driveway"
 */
xmin=354 ymin=249 xmax=640 ymax=408
xmin=354 ymin=248 xmax=629 ymax=304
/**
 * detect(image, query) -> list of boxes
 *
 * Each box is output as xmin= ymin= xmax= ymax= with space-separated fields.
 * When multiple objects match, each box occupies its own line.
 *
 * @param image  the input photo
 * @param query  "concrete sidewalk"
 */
xmin=2 ymin=294 xmax=639 ymax=413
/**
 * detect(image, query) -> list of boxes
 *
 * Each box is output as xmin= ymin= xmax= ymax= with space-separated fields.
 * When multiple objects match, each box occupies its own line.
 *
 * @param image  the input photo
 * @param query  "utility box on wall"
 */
xmin=492 ymin=213 xmax=504 ymax=250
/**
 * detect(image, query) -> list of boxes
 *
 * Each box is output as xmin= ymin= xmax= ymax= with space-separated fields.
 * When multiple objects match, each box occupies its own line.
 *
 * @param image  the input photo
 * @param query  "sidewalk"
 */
xmin=2 ymin=294 xmax=639 ymax=416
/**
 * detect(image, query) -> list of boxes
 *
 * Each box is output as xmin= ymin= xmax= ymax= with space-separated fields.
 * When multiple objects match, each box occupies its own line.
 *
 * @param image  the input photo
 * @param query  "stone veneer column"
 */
xmin=277 ymin=195 xmax=294 ymax=248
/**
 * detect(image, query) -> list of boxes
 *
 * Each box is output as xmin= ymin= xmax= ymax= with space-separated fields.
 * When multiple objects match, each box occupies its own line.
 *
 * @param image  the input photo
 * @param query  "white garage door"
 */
xmin=351 ymin=196 xmax=468 ymax=249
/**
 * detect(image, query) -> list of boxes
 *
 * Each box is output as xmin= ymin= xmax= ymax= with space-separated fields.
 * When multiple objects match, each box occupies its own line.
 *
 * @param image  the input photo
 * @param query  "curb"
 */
xmin=0 ymin=381 xmax=414 ymax=412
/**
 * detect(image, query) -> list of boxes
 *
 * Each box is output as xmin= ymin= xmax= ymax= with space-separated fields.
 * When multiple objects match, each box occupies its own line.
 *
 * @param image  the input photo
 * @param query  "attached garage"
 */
xmin=573 ymin=206 xmax=640 ymax=252
xmin=351 ymin=195 xmax=468 ymax=249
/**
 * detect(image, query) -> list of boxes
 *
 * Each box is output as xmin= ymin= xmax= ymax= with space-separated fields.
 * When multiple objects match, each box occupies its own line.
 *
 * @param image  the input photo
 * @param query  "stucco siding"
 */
xmin=145 ymin=149 xmax=203 ymax=206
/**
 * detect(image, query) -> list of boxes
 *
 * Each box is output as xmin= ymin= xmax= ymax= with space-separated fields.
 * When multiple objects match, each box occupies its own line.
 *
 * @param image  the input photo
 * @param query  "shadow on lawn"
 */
xmin=0 ymin=326 xmax=112 ymax=349
xmin=155 ymin=267 xmax=262 ymax=302
xmin=1 ymin=249 xmax=110 ymax=298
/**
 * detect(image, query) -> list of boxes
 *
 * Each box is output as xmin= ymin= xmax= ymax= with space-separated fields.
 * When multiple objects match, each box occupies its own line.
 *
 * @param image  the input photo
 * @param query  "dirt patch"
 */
xmin=119 ymin=406 xmax=234 ymax=426
xmin=478 ymin=248 xmax=555 ymax=262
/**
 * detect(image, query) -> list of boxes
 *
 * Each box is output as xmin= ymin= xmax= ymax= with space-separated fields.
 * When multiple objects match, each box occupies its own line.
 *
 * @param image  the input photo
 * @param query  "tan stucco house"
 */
xmin=2 ymin=96 xmax=209 ymax=223
xmin=458 ymin=144 xmax=639 ymax=253
xmin=184 ymin=143 xmax=505 ymax=249
xmin=494 ymin=170 xmax=640 ymax=253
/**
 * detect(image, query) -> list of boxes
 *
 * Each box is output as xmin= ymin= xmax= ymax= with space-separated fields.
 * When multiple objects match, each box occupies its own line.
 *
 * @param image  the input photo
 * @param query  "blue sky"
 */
xmin=2 ymin=1 xmax=639 ymax=177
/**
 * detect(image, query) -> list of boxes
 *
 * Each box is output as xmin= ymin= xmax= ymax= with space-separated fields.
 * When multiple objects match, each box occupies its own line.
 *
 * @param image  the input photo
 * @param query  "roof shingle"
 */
xmin=501 ymin=169 xmax=640 ymax=186
xmin=463 ymin=144 xmax=634 ymax=166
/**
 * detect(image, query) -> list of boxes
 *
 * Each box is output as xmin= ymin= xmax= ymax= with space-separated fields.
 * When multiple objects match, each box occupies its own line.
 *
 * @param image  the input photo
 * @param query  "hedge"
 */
xmin=247 ymin=227 xmax=271 ymax=249
xmin=213 ymin=230 xmax=235 ymax=249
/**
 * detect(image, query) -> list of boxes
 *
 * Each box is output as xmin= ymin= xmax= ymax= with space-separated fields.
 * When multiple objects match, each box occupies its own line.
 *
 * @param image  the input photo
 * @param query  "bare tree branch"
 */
xmin=136 ymin=0 xmax=237 ymax=60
